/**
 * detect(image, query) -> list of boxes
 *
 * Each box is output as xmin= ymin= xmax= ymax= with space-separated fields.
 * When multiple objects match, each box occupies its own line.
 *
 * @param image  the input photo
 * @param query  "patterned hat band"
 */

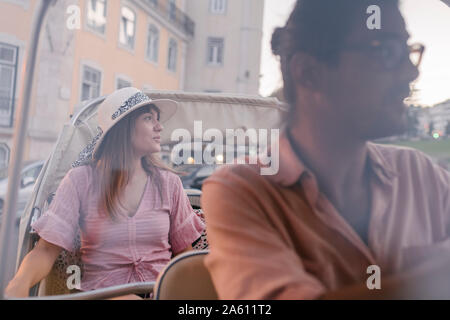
xmin=111 ymin=92 xmax=151 ymax=120
xmin=72 ymin=92 xmax=152 ymax=168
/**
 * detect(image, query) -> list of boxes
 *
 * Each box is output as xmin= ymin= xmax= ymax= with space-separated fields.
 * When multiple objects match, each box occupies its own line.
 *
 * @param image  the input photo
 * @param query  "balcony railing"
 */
xmin=142 ymin=0 xmax=195 ymax=37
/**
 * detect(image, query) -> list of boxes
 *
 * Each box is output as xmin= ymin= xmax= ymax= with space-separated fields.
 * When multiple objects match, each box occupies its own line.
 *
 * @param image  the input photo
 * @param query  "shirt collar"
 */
xmin=266 ymin=130 xmax=398 ymax=187
xmin=366 ymin=142 xmax=399 ymax=183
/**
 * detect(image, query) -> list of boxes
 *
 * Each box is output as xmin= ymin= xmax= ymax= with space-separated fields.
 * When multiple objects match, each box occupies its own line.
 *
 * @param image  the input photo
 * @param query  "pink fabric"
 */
xmin=31 ymin=165 xmax=204 ymax=291
xmin=202 ymin=132 xmax=450 ymax=299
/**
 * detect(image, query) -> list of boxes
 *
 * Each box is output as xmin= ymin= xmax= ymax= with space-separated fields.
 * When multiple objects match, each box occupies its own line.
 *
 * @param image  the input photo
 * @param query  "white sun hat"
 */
xmin=72 ymin=87 xmax=177 ymax=167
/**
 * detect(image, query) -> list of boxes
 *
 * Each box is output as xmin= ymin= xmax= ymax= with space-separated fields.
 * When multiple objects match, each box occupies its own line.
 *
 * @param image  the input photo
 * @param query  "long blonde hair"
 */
xmin=91 ymin=104 xmax=176 ymax=220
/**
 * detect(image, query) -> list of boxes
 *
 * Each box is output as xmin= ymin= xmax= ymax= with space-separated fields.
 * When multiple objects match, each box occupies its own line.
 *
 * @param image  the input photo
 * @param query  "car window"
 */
xmin=34 ymin=165 xmax=43 ymax=179
xmin=21 ymin=164 xmax=42 ymax=182
xmin=196 ymin=165 xmax=215 ymax=178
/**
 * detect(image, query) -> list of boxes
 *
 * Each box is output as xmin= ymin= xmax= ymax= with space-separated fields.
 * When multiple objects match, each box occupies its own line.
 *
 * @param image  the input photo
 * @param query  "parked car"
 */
xmin=178 ymin=164 xmax=220 ymax=190
xmin=0 ymin=160 xmax=45 ymax=223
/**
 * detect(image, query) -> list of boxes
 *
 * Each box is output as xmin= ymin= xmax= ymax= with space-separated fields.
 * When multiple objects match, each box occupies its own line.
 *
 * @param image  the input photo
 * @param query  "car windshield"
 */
xmin=0 ymin=162 xmax=43 ymax=183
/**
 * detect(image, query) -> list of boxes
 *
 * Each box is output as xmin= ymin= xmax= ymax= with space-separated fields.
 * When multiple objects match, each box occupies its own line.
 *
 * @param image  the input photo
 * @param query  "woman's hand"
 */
xmin=4 ymin=238 xmax=63 ymax=299
xmin=4 ymin=279 xmax=30 ymax=298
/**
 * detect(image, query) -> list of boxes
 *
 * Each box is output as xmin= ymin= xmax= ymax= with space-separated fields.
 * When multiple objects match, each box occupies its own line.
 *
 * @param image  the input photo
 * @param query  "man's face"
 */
xmin=324 ymin=4 xmax=420 ymax=141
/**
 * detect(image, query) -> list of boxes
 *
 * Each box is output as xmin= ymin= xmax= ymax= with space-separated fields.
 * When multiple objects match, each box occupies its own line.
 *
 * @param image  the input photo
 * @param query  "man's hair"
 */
xmin=271 ymin=0 xmax=399 ymax=106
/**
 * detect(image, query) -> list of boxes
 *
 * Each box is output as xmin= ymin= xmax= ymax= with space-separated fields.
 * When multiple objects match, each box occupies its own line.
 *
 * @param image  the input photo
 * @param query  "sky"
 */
xmin=259 ymin=0 xmax=450 ymax=106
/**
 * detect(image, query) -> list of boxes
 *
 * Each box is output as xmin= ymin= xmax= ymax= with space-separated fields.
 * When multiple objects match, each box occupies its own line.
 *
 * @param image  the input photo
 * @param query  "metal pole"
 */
xmin=0 ymin=0 xmax=53 ymax=298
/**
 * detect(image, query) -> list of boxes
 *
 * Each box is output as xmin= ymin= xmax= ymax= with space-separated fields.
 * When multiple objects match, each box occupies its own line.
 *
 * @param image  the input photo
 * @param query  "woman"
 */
xmin=5 ymin=87 xmax=205 ymax=298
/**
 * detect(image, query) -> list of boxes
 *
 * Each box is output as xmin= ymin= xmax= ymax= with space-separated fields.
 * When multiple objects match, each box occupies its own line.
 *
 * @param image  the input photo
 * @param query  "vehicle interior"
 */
xmin=11 ymin=91 xmax=284 ymax=299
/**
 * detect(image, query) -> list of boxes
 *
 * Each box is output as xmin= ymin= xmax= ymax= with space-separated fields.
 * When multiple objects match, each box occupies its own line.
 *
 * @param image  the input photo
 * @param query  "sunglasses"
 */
xmin=343 ymin=39 xmax=425 ymax=70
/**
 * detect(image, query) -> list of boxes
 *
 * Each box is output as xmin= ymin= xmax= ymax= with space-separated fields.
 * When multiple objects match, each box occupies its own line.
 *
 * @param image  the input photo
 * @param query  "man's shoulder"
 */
xmin=215 ymin=163 xmax=262 ymax=175
xmin=369 ymin=142 xmax=450 ymax=184
xmin=207 ymin=164 xmax=266 ymax=184
xmin=369 ymin=142 xmax=436 ymax=168
xmin=202 ymin=164 xmax=286 ymax=222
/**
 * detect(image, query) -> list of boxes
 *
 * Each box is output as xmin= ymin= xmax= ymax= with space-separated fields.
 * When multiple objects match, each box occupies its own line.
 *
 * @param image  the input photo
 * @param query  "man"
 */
xmin=202 ymin=0 xmax=450 ymax=299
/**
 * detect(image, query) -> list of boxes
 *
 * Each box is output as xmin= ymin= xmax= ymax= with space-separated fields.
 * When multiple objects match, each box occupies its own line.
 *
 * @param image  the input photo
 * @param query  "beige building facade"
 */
xmin=184 ymin=0 xmax=264 ymax=95
xmin=0 ymin=0 xmax=193 ymax=166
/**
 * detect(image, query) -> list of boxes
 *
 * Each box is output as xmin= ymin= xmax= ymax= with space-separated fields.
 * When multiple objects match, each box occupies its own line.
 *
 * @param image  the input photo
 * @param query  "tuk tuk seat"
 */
xmin=153 ymin=250 xmax=217 ymax=300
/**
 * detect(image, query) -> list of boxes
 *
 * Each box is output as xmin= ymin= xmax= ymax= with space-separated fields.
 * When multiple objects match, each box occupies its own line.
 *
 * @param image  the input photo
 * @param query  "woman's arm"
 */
xmin=4 ymin=238 xmax=62 ymax=298
xmin=169 ymin=175 xmax=205 ymax=257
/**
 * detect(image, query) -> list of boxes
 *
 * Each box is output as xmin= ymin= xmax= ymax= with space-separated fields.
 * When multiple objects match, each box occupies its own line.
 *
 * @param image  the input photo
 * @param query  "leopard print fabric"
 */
xmin=192 ymin=209 xmax=209 ymax=250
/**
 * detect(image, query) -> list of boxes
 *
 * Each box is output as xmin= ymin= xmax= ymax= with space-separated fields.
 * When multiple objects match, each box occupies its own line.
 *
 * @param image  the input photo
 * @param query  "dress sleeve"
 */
xmin=168 ymin=175 xmax=205 ymax=254
xmin=201 ymin=166 xmax=326 ymax=300
xmin=31 ymin=168 xmax=82 ymax=252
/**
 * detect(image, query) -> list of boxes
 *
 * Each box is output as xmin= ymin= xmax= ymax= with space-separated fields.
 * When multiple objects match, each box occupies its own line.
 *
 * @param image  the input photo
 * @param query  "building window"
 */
xmin=0 ymin=144 xmax=10 ymax=169
xmin=0 ymin=43 xmax=18 ymax=127
xmin=86 ymin=0 xmax=107 ymax=34
xmin=168 ymin=0 xmax=176 ymax=21
xmin=116 ymin=77 xmax=132 ymax=90
xmin=81 ymin=65 xmax=101 ymax=101
xmin=209 ymin=0 xmax=227 ymax=14
xmin=207 ymin=37 xmax=224 ymax=66
xmin=146 ymin=24 xmax=159 ymax=63
xmin=119 ymin=6 xmax=136 ymax=49
xmin=167 ymin=38 xmax=177 ymax=72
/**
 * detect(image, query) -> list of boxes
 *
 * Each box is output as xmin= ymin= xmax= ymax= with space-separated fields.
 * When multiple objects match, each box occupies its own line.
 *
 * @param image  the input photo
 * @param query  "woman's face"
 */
xmin=131 ymin=108 xmax=163 ymax=157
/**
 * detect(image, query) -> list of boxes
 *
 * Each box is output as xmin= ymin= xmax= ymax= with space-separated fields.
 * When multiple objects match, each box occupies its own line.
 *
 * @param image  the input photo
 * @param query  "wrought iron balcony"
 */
xmin=142 ymin=0 xmax=195 ymax=37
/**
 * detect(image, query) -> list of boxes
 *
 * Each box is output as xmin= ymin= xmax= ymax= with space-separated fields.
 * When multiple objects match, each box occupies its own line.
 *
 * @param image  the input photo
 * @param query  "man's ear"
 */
xmin=289 ymin=52 xmax=322 ymax=90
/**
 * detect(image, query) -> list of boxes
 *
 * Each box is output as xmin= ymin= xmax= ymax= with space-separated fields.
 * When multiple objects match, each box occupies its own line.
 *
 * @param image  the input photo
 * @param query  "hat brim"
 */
xmin=93 ymin=99 xmax=178 ymax=158
xmin=113 ymin=98 xmax=178 ymax=125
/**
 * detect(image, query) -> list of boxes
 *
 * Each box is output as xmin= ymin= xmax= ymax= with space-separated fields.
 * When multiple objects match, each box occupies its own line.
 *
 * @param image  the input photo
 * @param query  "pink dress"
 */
xmin=31 ymin=165 xmax=205 ymax=291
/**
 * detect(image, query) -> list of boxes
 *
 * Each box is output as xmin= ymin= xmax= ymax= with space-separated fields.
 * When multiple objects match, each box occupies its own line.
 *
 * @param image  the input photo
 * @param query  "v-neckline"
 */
xmin=126 ymin=176 xmax=149 ymax=219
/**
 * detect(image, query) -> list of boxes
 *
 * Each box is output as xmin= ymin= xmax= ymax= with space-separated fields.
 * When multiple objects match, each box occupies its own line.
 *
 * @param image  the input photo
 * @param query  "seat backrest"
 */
xmin=153 ymin=250 xmax=217 ymax=300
